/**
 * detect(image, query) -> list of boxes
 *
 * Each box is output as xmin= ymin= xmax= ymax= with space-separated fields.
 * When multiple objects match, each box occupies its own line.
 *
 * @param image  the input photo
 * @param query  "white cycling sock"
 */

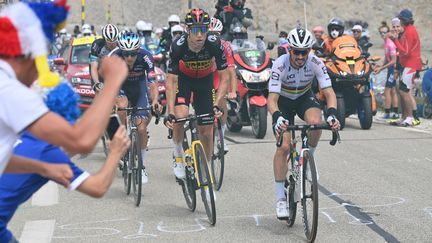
xmin=275 ymin=181 xmax=286 ymax=201
xmin=222 ymin=124 xmax=226 ymax=137
xmin=308 ymin=145 xmax=316 ymax=157
xmin=141 ymin=149 xmax=147 ymax=168
xmin=173 ymin=143 xmax=184 ymax=159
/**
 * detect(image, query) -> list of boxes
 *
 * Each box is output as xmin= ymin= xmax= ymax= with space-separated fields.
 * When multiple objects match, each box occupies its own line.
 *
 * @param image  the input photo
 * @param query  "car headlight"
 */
xmin=71 ymin=77 xmax=92 ymax=85
xmin=239 ymin=69 xmax=269 ymax=83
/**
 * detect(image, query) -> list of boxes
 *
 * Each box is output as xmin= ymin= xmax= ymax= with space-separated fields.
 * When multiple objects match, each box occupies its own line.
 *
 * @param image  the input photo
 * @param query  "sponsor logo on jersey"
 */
xmin=311 ymin=56 xmax=320 ymax=65
xmin=183 ymin=60 xmax=213 ymax=70
xmin=277 ymin=63 xmax=286 ymax=72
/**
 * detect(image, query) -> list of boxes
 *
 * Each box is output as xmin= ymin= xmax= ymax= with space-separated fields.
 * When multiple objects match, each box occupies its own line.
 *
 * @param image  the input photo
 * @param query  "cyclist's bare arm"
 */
xmin=268 ymin=92 xmax=280 ymax=115
xmin=215 ymin=68 xmax=229 ymax=107
xmin=149 ymin=81 xmax=159 ymax=105
xmin=166 ymin=73 xmax=178 ymax=114
xmin=6 ymin=155 xmax=72 ymax=188
xmin=90 ymin=61 xmax=100 ymax=84
xmin=28 ymin=56 xmax=128 ymax=154
xmin=77 ymin=126 xmax=130 ymax=198
xmin=228 ymin=66 xmax=238 ymax=99
xmin=321 ymin=87 xmax=337 ymax=109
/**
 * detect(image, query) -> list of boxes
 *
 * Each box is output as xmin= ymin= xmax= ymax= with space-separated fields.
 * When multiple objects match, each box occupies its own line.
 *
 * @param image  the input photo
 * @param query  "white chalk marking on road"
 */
xmin=53 ymin=218 xmax=127 ymax=239
xmin=123 ymin=221 xmax=157 ymax=239
xmin=425 ymin=157 xmax=432 ymax=162
xmin=423 ymin=207 xmax=432 ymax=218
xmin=252 ymin=215 xmax=261 ymax=226
xmin=344 ymin=211 xmax=373 ymax=225
xmin=156 ymin=219 xmax=206 ymax=233
xmin=31 ymin=181 xmax=58 ymax=206
xmin=399 ymin=126 xmax=432 ymax=135
xmin=19 ymin=220 xmax=55 ymax=243
xmin=321 ymin=212 xmax=336 ymax=223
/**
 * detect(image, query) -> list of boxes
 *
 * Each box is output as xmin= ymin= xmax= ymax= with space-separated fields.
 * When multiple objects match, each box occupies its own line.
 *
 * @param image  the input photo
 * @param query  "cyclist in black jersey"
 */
xmin=164 ymin=8 xmax=230 ymax=179
xmin=109 ymin=32 xmax=161 ymax=184
xmin=90 ymin=24 xmax=120 ymax=91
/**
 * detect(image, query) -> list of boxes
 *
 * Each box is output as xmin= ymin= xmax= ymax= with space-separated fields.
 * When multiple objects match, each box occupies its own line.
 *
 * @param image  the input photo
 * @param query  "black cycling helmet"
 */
xmin=327 ymin=17 xmax=345 ymax=36
xmin=185 ymin=8 xmax=210 ymax=26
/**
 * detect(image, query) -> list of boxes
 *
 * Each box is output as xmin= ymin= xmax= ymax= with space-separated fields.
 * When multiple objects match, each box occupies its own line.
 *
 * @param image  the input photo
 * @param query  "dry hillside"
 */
xmin=65 ymin=0 xmax=431 ymax=52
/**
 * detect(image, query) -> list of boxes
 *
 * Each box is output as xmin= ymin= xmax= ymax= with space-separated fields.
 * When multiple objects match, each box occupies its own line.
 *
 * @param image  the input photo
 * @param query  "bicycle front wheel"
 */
xmin=122 ymin=149 xmax=132 ymax=195
xmin=194 ymin=143 xmax=216 ymax=225
xmin=301 ymin=150 xmax=318 ymax=243
xmin=130 ymin=130 xmax=142 ymax=207
xmin=212 ymin=120 xmax=225 ymax=191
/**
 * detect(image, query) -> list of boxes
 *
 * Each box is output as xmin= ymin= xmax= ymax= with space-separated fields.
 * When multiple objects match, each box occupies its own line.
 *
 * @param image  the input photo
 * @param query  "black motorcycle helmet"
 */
xmin=230 ymin=0 xmax=242 ymax=9
xmin=327 ymin=17 xmax=345 ymax=38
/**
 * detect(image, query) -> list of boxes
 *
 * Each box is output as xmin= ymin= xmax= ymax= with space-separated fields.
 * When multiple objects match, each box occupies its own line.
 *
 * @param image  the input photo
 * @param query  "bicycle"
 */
xmin=118 ymin=106 xmax=159 ymax=207
xmin=212 ymin=117 xmax=225 ymax=191
xmin=168 ymin=113 xmax=217 ymax=225
xmin=277 ymin=122 xmax=340 ymax=243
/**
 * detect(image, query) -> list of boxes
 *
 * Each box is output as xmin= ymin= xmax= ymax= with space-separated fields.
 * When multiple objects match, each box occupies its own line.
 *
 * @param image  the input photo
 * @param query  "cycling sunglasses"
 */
xmin=290 ymin=48 xmax=310 ymax=56
xmin=172 ymin=31 xmax=183 ymax=36
xmin=122 ymin=51 xmax=138 ymax=57
xmin=189 ymin=25 xmax=208 ymax=35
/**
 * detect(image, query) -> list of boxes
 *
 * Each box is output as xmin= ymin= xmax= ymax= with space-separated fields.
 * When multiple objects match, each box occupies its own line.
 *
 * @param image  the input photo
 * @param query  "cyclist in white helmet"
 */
xmin=90 ymin=23 xmax=120 ymax=91
xmin=170 ymin=24 xmax=184 ymax=39
xmin=209 ymin=17 xmax=237 ymax=152
xmin=109 ymin=32 xmax=162 ymax=184
xmin=268 ymin=28 xmax=340 ymax=220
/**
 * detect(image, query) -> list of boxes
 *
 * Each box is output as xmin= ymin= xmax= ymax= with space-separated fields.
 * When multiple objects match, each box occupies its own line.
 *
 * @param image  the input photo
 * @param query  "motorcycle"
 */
xmin=318 ymin=35 xmax=376 ymax=130
xmin=226 ymin=38 xmax=271 ymax=139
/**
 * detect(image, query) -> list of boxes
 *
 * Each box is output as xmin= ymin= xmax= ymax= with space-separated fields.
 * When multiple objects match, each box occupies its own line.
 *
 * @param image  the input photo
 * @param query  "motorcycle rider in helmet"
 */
xmin=218 ymin=0 xmax=253 ymax=41
xmin=159 ymin=14 xmax=181 ymax=51
xmin=322 ymin=17 xmax=345 ymax=55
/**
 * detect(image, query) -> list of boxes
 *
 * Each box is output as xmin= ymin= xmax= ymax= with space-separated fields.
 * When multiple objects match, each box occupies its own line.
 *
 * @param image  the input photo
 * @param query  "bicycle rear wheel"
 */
xmin=195 ymin=142 xmax=216 ymax=225
xmin=301 ymin=150 xmax=318 ymax=243
xmin=212 ymin=119 xmax=225 ymax=191
xmin=130 ymin=130 xmax=142 ymax=206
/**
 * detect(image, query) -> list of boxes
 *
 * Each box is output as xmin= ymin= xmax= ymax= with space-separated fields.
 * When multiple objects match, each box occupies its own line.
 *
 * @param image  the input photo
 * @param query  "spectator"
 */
xmin=277 ymin=31 xmax=289 ymax=57
xmin=91 ymin=25 xmax=98 ymax=36
xmin=312 ymin=25 xmax=325 ymax=55
xmin=351 ymin=25 xmax=371 ymax=53
xmin=374 ymin=22 xmax=399 ymax=119
xmin=73 ymin=24 xmax=81 ymax=38
xmin=389 ymin=9 xmax=422 ymax=126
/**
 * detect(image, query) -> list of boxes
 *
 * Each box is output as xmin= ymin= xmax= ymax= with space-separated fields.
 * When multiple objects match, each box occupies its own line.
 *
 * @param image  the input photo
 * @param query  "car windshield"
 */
xmin=70 ymin=44 xmax=92 ymax=64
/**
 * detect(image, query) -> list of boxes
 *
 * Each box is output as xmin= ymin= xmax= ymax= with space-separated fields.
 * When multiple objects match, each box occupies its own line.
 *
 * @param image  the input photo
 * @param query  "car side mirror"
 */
xmin=54 ymin=58 xmax=65 ymax=65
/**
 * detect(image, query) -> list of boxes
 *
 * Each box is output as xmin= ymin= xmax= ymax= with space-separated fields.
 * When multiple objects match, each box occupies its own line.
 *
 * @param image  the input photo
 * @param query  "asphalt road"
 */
xmin=8 ymin=116 xmax=432 ymax=243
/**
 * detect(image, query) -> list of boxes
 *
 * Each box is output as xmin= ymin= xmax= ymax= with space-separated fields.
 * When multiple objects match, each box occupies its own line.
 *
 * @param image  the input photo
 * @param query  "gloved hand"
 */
xmin=213 ymin=105 xmax=224 ymax=118
xmin=272 ymin=111 xmax=287 ymax=133
xmin=326 ymin=108 xmax=340 ymax=131
xmin=164 ymin=114 xmax=176 ymax=129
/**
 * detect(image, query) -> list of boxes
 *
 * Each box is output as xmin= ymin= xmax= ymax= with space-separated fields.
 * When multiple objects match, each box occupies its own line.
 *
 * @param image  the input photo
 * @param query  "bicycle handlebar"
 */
xmin=117 ymin=106 xmax=161 ymax=125
xmin=276 ymin=124 xmax=341 ymax=147
xmin=166 ymin=113 xmax=215 ymax=140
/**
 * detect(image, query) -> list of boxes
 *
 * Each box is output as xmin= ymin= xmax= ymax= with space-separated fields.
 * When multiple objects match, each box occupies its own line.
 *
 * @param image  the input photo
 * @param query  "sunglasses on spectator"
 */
xmin=190 ymin=25 xmax=208 ymax=34
xmin=352 ymin=30 xmax=361 ymax=33
xmin=290 ymin=48 xmax=310 ymax=56
xmin=122 ymin=51 xmax=138 ymax=57
xmin=379 ymin=31 xmax=389 ymax=35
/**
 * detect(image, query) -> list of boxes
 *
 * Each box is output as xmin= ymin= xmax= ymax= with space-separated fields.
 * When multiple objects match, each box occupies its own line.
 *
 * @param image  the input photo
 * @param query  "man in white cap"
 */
xmin=0 ymin=1 xmax=128 ymax=187
xmin=351 ymin=24 xmax=371 ymax=53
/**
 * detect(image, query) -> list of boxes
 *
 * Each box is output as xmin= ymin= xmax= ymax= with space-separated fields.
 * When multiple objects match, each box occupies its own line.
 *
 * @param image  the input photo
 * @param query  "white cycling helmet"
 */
xmin=171 ymin=24 xmax=184 ymax=38
xmin=82 ymin=23 xmax=91 ymax=31
xmin=118 ymin=32 xmax=141 ymax=51
xmin=102 ymin=24 xmax=119 ymax=42
xmin=168 ymin=14 xmax=180 ymax=24
xmin=135 ymin=20 xmax=146 ymax=31
xmin=59 ymin=28 xmax=67 ymax=35
xmin=155 ymin=27 xmax=163 ymax=34
xmin=143 ymin=22 xmax=153 ymax=32
xmin=209 ymin=17 xmax=223 ymax=32
xmin=82 ymin=28 xmax=92 ymax=36
xmin=287 ymin=28 xmax=315 ymax=49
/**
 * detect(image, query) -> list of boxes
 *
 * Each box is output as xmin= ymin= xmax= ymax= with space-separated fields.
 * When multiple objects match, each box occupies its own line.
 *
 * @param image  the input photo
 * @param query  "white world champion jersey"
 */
xmin=268 ymin=53 xmax=332 ymax=100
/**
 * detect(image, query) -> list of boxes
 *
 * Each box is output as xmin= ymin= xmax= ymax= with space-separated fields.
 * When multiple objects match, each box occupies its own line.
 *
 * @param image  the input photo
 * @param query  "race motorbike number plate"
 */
xmin=346 ymin=60 xmax=355 ymax=65
xmin=245 ymin=50 xmax=260 ymax=58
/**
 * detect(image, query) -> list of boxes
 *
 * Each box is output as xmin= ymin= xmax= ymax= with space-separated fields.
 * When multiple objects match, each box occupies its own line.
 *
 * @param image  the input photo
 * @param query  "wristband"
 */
xmin=326 ymin=107 xmax=337 ymax=118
